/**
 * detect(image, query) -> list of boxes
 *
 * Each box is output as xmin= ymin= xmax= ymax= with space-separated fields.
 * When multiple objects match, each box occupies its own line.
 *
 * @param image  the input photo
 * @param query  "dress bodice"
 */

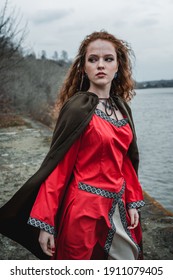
xmin=73 ymin=109 xmax=133 ymax=192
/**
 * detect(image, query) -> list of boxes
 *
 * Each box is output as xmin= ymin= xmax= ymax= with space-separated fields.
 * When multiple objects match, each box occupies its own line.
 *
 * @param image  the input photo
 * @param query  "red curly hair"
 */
xmin=57 ymin=30 xmax=136 ymax=108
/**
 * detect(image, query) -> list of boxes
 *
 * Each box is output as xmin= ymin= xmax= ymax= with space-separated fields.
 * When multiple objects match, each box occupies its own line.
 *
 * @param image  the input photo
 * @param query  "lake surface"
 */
xmin=131 ymin=87 xmax=173 ymax=213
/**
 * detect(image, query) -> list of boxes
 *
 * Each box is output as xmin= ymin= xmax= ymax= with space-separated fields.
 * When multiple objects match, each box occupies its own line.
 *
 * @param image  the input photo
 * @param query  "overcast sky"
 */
xmin=3 ymin=0 xmax=173 ymax=81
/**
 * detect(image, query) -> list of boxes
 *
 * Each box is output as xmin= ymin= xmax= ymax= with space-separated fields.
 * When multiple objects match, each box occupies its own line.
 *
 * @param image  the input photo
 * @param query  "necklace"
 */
xmin=99 ymin=97 xmax=118 ymax=119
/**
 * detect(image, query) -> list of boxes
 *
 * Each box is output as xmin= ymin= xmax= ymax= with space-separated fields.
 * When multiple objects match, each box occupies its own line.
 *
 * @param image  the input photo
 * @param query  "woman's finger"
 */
xmin=127 ymin=209 xmax=139 ymax=229
xmin=39 ymin=230 xmax=54 ymax=256
xmin=48 ymin=235 xmax=55 ymax=255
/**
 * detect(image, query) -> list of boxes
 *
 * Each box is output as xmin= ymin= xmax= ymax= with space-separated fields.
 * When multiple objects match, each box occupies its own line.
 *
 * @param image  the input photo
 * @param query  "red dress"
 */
xmin=28 ymin=108 xmax=145 ymax=259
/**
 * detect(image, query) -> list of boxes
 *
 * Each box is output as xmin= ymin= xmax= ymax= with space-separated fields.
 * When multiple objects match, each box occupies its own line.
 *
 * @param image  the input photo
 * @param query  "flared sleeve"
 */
xmin=122 ymin=154 xmax=145 ymax=209
xmin=27 ymin=136 xmax=81 ymax=235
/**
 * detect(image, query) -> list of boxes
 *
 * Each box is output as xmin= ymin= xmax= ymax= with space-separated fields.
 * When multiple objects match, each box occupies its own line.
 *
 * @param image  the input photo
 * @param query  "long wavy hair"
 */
xmin=57 ymin=30 xmax=135 ymax=108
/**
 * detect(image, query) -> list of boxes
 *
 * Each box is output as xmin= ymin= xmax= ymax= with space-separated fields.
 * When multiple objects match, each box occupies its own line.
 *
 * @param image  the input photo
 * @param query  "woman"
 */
xmin=0 ymin=30 xmax=145 ymax=260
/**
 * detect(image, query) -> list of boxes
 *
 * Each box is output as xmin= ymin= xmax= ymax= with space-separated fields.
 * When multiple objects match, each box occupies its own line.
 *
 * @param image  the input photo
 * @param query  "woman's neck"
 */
xmin=87 ymin=86 xmax=110 ymax=99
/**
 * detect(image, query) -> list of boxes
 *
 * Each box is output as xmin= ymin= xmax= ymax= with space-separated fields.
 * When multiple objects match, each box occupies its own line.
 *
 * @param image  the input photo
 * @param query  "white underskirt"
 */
xmin=108 ymin=204 xmax=138 ymax=260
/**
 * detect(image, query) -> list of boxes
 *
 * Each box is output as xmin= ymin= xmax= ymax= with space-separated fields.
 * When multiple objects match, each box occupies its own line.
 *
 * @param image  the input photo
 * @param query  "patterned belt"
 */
xmin=78 ymin=181 xmax=125 ymax=203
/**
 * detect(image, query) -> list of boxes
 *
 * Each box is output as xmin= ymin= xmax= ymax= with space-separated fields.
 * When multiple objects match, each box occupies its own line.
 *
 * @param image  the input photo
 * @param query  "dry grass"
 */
xmin=0 ymin=114 xmax=28 ymax=128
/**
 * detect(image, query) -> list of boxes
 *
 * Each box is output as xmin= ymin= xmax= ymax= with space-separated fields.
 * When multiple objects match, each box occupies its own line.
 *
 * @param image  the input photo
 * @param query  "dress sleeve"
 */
xmin=27 ymin=136 xmax=81 ymax=235
xmin=122 ymin=154 xmax=145 ymax=209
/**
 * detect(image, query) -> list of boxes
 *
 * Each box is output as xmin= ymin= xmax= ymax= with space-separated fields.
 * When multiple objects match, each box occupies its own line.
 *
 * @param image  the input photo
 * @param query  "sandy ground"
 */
xmin=0 ymin=114 xmax=173 ymax=260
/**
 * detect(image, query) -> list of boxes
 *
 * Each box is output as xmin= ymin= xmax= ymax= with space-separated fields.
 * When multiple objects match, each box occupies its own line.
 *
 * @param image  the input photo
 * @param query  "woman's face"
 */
xmin=84 ymin=39 xmax=118 ymax=91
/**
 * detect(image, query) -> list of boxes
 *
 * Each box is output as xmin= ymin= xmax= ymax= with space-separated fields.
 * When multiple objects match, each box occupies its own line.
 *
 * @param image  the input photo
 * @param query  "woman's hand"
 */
xmin=127 ymin=208 xmax=139 ymax=229
xmin=38 ymin=230 xmax=55 ymax=256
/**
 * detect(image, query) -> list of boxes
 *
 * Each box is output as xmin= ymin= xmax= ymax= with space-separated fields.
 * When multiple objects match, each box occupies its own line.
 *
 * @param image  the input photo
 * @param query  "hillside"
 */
xmin=1 ymin=57 xmax=70 ymax=128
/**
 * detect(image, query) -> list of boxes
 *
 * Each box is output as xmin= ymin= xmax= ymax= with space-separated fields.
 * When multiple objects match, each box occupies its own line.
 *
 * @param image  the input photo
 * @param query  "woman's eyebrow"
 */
xmin=88 ymin=53 xmax=115 ymax=56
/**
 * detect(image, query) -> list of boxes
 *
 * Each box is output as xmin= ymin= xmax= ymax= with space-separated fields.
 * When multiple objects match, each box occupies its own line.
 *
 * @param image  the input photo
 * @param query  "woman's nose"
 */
xmin=97 ymin=59 xmax=105 ymax=69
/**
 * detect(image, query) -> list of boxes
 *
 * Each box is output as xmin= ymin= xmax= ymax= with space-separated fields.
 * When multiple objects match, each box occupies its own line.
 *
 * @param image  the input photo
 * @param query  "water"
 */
xmin=131 ymin=87 xmax=173 ymax=213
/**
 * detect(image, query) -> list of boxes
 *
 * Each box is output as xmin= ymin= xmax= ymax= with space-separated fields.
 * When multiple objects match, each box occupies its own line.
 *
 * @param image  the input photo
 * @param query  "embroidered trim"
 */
xmin=78 ymin=181 xmax=125 ymax=200
xmin=104 ymin=198 xmax=118 ymax=253
xmin=27 ymin=217 xmax=55 ymax=235
xmin=118 ymin=199 xmax=141 ymax=255
xmin=95 ymin=108 xmax=128 ymax=127
xmin=104 ymin=198 xmax=141 ymax=256
xmin=127 ymin=200 xmax=145 ymax=209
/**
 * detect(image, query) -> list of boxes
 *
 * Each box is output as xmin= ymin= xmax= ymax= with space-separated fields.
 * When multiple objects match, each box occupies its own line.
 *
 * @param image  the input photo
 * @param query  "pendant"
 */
xmin=98 ymin=98 xmax=118 ymax=120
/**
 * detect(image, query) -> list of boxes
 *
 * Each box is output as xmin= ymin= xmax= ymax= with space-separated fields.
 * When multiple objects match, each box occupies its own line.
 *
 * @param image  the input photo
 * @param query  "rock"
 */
xmin=142 ymin=192 xmax=173 ymax=259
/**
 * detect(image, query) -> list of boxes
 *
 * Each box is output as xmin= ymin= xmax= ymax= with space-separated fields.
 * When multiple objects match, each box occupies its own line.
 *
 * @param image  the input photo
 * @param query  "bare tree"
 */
xmin=60 ymin=50 xmax=68 ymax=63
xmin=41 ymin=50 xmax=47 ymax=60
xmin=0 ymin=0 xmax=27 ymax=74
xmin=0 ymin=0 xmax=27 ymax=113
xmin=52 ymin=50 xmax=58 ymax=61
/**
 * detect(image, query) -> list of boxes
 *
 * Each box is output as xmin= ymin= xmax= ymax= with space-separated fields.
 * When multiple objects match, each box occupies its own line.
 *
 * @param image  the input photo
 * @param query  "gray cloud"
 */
xmin=12 ymin=0 xmax=173 ymax=81
xmin=134 ymin=17 xmax=159 ymax=28
xmin=32 ymin=9 xmax=73 ymax=25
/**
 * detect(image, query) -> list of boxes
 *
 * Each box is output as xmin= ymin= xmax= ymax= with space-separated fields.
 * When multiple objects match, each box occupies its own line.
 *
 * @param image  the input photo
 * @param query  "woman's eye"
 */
xmin=105 ymin=57 xmax=114 ymax=62
xmin=88 ymin=56 xmax=114 ymax=63
xmin=88 ymin=57 xmax=97 ymax=63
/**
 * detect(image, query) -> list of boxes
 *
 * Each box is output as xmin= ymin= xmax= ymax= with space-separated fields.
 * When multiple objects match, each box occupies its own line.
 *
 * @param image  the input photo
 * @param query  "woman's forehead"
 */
xmin=86 ymin=39 xmax=116 ymax=55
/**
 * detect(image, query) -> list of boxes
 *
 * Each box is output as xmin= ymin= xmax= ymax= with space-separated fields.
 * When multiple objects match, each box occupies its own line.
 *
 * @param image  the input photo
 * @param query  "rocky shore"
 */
xmin=0 ymin=114 xmax=173 ymax=260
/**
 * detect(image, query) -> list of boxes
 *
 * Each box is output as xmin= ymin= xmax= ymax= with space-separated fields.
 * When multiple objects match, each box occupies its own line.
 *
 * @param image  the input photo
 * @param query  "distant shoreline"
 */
xmin=135 ymin=79 xmax=173 ymax=89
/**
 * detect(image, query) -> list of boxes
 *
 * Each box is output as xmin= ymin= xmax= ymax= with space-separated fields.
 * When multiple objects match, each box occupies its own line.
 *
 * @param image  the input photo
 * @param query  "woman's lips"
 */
xmin=96 ymin=72 xmax=106 ymax=77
